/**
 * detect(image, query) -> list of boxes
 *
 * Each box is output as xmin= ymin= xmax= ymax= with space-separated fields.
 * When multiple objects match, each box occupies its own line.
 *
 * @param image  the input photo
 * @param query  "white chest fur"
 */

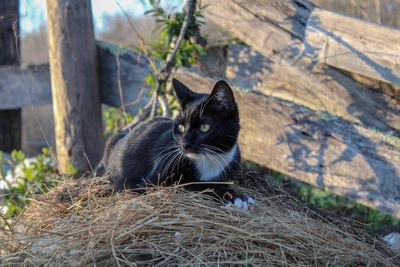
xmin=189 ymin=144 xmax=238 ymax=181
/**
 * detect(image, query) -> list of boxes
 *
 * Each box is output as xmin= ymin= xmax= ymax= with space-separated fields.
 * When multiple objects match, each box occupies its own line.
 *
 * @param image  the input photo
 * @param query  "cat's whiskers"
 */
xmin=208 ymin=150 xmax=230 ymax=181
xmin=151 ymin=145 xmax=179 ymax=164
xmin=200 ymin=147 xmax=230 ymax=180
xmin=205 ymin=145 xmax=237 ymax=173
xmin=152 ymin=148 xmax=174 ymax=163
xmin=202 ymin=144 xmax=225 ymax=154
xmin=158 ymin=152 xmax=175 ymax=179
xmin=199 ymin=150 xmax=210 ymax=170
xmin=152 ymin=145 xmax=180 ymax=178
xmin=157 ymin=149 xmax=179 ymax=169
xmin=162 ymin=149 xmax=182 ymax=178
xmin=203 ymin=144 xmax=240 ymax=166
xmin=208 ymin=151 xmax=227 ymax=179
xmin=196 ymin=145 xmax=234 ymax=181
xmin=204 ymin=148 xmax=226 ymax=170
xmin=172 ymin=152 xmax=184 ymax=177
xmin=199 ymin=149 xmax=215 ymax=171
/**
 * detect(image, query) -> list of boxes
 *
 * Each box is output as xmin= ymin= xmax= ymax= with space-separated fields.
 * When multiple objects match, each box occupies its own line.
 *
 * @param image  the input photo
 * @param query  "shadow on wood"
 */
xmin=203 ymin=0 xmax=400 ymax=135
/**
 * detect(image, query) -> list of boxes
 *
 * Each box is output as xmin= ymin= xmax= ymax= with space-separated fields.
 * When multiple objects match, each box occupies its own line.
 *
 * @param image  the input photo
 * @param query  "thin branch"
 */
xmin=122 ymin=91 xmax=157 ymax=132
xmin=152 ymin=0 xmax=196 ymax=118
xmin=123 ymin=84 xmax=146 ymax=108
xmin=160 ymin=0 xmax=196 ymax=81
xmin=115 ymin=54 xmax=130 ymax=127
xmin=149 ymin=0 xmax=196 ymax=119
xmin=158 ymin=94 xmax=171 ymax=117
xmin=150 ymin=90 xmax=158 ymax=119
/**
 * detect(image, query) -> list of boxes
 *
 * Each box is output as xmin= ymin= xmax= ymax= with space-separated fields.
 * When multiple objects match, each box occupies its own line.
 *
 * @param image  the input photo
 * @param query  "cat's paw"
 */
xmin=230 ymin=196 xmax=256 ymax=210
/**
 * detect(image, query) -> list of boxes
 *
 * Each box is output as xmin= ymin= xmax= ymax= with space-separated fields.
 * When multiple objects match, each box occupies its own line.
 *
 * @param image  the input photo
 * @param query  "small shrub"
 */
xmin=103 ymin=107 xmax=134 ymax=138
xmin=0 ymin=148 xmax=62 ymax=219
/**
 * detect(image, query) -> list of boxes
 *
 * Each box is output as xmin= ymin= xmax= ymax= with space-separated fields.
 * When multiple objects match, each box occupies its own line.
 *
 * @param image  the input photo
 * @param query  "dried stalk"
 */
xmin=121 ymin=91 xmax=156 ymax=132
xmin=158 ymin=94 xmax=171 ymax=117
xmin=150 ymin=0 xmax=196 ymax=119
xmin=115 ymin=54 xmax=130 ymax=127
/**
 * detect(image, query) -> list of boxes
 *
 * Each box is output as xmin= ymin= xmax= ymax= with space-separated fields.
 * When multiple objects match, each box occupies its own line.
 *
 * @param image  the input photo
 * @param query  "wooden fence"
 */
xmin=0 ymin=1 xmax=20 ymax=152
xmin=0 ymin=0 xmax=399 ymax=217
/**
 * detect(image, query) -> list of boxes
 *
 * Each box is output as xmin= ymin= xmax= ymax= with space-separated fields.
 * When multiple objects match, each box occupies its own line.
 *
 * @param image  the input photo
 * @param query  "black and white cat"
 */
xmin=96 ymin=79 xmax=254 ymax=209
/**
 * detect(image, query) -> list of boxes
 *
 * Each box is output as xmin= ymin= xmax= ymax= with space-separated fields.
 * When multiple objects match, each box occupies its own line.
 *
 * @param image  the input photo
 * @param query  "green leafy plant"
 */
xmin=147 ymin=5 xmax=204 ymax=67
xmin=0 ymin=148 xmax=62 ymax=219
xmin=146 ymin=2 xmax=206 ymax=67
xmin=103 ymin=107 xmax=134 ymax=138
xmin=144 ymin=0 xmax=206 ymax=112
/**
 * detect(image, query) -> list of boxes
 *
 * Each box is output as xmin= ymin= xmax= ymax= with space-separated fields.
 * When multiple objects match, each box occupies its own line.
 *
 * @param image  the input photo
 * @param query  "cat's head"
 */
xmin=172 ymin=78 xmax=239 ymax=158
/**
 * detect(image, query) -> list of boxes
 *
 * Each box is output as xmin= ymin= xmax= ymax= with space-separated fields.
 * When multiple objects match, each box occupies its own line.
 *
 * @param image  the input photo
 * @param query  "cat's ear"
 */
xmin=172 ymin=78 xmax=197 ymax=109
xmin=209 ymin=80 xmax=236 ymax=110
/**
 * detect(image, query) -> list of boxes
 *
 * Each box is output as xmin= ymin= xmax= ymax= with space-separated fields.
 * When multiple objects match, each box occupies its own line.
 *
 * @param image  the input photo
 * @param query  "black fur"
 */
xmin=96 ymin=79 xmax=241 ymax=200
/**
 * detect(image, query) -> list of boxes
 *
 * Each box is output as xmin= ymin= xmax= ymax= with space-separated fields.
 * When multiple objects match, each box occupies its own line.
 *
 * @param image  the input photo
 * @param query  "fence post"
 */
xmin=46 ymin=0 xmax=104 ymax=174
xmin=0 ymin=1 xmax=21 ymax=152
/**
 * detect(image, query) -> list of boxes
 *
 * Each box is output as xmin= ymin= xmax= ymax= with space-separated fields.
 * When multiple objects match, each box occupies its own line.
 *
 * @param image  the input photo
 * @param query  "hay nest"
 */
xmin=1 ymin=168 xmax=398 ymax=266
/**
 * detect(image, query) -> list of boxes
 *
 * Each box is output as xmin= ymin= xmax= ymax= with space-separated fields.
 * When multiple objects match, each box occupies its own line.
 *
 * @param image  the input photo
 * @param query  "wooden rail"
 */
xmin=203 ymin=0 xmax=400 ymax=134
xmin=0 ymin=42 xmax=150 ymax=112
xmin=305 ymin=8 xmax=400 ymax=85
xmin=0 ymin=1 xmax=21 ymax=152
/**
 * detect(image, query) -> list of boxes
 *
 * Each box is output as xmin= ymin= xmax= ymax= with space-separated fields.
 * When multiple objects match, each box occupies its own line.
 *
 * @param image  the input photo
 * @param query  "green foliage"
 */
xmin=103 ymin=107 xmax=134 ymax=138
xmin=0 ymin=148 xmax=61 ymax=219
xmin=145 ymin=0 xmax=206 ymax=110
xmin=146 ymin=0 xmax=206 ymax=67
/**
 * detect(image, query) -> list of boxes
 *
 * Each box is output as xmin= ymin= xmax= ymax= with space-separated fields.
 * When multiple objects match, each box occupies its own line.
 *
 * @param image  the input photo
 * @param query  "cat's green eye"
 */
xmin=200 ymin=124 xmax=210 ymax=133
xmin=178 ymin=124 xmax=185 ymax=133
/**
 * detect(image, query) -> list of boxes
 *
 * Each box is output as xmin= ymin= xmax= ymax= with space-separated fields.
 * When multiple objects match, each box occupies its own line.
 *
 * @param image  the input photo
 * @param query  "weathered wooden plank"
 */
xmin=46 ymin=0 xmax=103 ymax=172
xmin=0 ymin=1 xmax=19 ymax=65
xmin=0 ymin=42 xmax=150 ymax=112
xmin=226 ymin=44 xmax=400 ymax=134
xmin=175 ymin=69 xmax=400 ymax=217
xmin=0 ymin=0 xmax=21 ymax=152
xmin=0 ymin=64 xmax=52 ymax=109
xmin=305 ymin=8 xmax=400 ymax=85
xmin=203 ymin=0 xmax=400 ymax=134
xmin=97 ymin=41 xmax=151 ymax=113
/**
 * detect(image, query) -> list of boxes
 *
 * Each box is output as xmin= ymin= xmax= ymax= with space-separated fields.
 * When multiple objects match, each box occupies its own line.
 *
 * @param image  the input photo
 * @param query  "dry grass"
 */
xmin=0 ymin=168 xmax=398 ymax=266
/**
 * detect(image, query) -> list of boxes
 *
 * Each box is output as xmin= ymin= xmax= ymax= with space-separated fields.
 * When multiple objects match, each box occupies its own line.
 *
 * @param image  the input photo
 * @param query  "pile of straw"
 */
xmin=1 ymin=169 xmax=398 ymax=266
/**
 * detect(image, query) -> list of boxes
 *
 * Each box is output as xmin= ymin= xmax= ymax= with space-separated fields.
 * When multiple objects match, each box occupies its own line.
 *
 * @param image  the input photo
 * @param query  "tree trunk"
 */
xmin=46 ymin=0 xmax=103 ymax=174
xmin=0 ymin=0 xmax=21 ymax=152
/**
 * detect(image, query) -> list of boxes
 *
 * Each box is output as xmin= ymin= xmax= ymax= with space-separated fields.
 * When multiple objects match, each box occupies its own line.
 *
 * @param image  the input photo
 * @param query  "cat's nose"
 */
xmin=181 ymin=143 xmax=190 ymax=152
